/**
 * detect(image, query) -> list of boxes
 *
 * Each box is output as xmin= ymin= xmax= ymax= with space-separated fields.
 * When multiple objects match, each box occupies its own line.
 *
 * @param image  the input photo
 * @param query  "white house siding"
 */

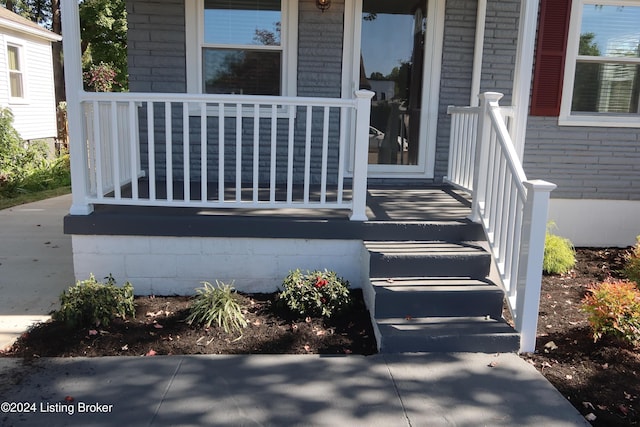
xmin=0 ymin=29 xmax=57 ymax=140
xmin=72 ymin=235 xmax=368 ymax=294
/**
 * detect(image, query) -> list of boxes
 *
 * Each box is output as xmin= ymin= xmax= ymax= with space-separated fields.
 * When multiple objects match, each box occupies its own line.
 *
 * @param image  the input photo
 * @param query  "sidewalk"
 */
xmin=0 ymin=195 xmax=589 ymax=426
xmin=0 ymin=194 xmax=74 ymax=350
xmin=0 ymin=353 xmax=589 ymax=426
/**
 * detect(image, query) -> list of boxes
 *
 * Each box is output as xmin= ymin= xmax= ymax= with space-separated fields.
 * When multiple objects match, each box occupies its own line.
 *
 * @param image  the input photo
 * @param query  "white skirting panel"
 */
xmin=71 ymin=236 xmax=368 ymax=295
xmin=548 ymin=199 xmax=640 ymax=247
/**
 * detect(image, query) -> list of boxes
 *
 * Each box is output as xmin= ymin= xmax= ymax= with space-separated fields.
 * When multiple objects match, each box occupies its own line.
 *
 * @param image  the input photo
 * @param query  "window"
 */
xmin=560 ymin=0 xmax=640 ymax=126
xmin=185 ymin=0 xmax=297 ymax=97
xmin=7 ymin=43 xmax=24 ymax=99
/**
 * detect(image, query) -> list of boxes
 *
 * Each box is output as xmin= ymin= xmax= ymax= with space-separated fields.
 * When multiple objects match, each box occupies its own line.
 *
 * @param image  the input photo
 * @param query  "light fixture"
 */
xmin=316 ymin=0 xmax=331 ymax=12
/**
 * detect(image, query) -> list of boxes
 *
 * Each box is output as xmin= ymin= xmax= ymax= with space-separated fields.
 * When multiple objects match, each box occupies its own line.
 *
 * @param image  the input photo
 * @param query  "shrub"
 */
xmin=187 ymin=281 xmax=247 ymax=334
xmin=279 ymin=269 xmax=351 ymax=318
xmin=543 ymin=223 xmax=576 ymax=275
xmin=582 ymin=279 xmax=640 ymax=345
xmin=53 ymin=274 xmax=135 ymax=328
xmin=623 ymin=236 xmax=640 ymax=286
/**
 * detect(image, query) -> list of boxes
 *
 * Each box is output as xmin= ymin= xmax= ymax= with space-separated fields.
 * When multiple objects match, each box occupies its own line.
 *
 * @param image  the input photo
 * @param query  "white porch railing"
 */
xmin=72 ymin=90 xmax=373 ymax=221
xmin=446 ymin=92 xmax=556 ymax=353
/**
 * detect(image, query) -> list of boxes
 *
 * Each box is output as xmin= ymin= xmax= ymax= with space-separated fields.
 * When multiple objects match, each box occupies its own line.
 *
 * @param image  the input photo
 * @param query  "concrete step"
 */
xmin=360 ymin=220 xmax=485 ymax=242
xmin=366 ymin=241 xmax=491 ymax=279
xmin=376 ymin=316 xmax=520 ymax=353
xmin=370 ymin=277 xmax=505 ymax=319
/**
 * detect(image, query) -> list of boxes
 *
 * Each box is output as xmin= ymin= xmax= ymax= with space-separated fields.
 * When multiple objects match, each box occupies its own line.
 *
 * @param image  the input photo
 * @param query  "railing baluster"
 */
xmin=146 ymin=102 xmax=156 ymax=201
xmin=286 ymin=106 xmax=295 ymax=204
xmin=200 ymin=102 xmax=207 ymax=202
xmin=128 ymin=101 xmax=139 ymax=201
xmin=92 ymin=102 xmax=104 ymax=200
xmin=235 ymin=103 xmax=242 ymax=202
xmin=110 ymin=102 xmax=121 ymax=200
xmin=218 ymin=102 xmax=225 ymax=202
xmin=183 ymin=102 xmax=190 ymax=202
xmin=165 ymin=102 xmax=173 ymax=201
xmin=337 ymin=107 xmax=347 ymax=204
xmin=304 ymin=105 xmax=312 ymax=205
xmin=320 ymin=106 xmax=330 ymax=204
xmin=253 ymin=104 xmax=260 ymax=203
xmin=270 ymin=104 xmax=277 ymax=203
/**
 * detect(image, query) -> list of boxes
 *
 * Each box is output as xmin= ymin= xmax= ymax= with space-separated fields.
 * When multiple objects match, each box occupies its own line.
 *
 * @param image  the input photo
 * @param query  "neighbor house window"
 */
xmin=560 ymin=0 xmax=640 ymax=126
xmin=7 ymin=44 xmax=25 ymax=99
xmin=185 ymin=0 xmax=297 ymax=97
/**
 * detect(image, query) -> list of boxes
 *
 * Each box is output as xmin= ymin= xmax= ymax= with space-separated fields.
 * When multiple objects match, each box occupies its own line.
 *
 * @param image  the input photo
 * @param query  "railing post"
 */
xmin=516 ymin=179 xmax=556 ymax=353
xmin=350 ymin=90 xmax=374 ymax=221
xmin=469 ymin=92 xmax=503 ymax=222
xmin=62 ymin=0 xmax=93 ymax=215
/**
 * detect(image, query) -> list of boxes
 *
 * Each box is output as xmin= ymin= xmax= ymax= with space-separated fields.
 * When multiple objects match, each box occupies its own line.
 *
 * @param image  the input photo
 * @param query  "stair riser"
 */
xmin=374 ymin=291 xmax=504 ymax=319
xmin=380 ymin=334 xmax=520 ymax=353
xmin=361 ymin=223 xmax=485 ymax=242
xmin=369 ymin=254 xmax=491 ymax=278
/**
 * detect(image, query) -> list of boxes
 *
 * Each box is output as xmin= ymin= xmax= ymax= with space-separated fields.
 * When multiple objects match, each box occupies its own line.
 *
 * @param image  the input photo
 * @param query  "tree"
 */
xmin=79 ymin=0 xmax=127 ymax=91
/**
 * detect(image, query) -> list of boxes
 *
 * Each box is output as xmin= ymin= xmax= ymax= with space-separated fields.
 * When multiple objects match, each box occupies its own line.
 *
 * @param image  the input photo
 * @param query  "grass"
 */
xmin=0 ymin=185 xmax=71 ymax=211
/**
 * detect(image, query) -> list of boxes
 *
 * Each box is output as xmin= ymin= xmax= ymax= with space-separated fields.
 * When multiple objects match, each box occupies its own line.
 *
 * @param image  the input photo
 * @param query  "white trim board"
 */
xmin=548 ymin=198 xmax=640 ymax=247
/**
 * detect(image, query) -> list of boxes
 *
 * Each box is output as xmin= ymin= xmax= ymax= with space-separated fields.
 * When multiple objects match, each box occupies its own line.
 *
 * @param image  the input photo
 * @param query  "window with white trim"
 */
xmin=186 ymin=0 xmax=297 ymax=96
xmin=560 ymin=0 xmax=640 ymax=126
xmin=7 ymin=43 xmax=25 ymax=99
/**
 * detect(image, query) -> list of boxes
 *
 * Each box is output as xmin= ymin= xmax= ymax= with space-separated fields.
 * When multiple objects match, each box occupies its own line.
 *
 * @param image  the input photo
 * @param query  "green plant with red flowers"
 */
xmin=582 ymin=278 xmax=640 ymax=345
xmin=279 ymin=269 xmax=351 ymax=318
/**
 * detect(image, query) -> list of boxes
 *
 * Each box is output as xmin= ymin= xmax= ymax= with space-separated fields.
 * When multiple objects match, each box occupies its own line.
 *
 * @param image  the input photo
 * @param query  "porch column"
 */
xmin=62 ymin=0 xmax=93 ymax=215
xmin=350 ymin=90 xmax=374 ymax=222
xmin=511 ymin=0 xmax=540 ymax=159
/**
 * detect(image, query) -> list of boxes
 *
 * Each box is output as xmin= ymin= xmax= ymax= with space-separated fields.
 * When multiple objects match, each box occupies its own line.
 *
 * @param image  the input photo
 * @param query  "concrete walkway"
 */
xmin=0 ymin=194 xmax=74 ymax=350
xmin=0 ymin=195 xmax=589 ymax=426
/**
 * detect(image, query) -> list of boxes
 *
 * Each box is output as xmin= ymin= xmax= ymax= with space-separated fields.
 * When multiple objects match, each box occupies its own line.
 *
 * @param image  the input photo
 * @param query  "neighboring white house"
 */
xmin=0 ymin=6 xmax=61 ymax=141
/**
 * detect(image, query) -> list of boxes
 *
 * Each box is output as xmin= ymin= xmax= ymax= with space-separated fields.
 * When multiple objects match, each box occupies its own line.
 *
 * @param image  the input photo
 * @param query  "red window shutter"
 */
xmin=530 ymin=0 xmax=572 ymax=116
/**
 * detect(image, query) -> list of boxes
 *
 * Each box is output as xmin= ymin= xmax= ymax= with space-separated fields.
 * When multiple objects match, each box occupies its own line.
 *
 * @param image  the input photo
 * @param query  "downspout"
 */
xmin=470 ymin=0 xmax=487 ymax=107
xmin=511 ymin=0 xmax=540 ymax=159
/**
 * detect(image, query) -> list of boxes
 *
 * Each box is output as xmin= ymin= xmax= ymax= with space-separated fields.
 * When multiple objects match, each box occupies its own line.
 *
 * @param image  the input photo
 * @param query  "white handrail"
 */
xmin=447 ymin=92 xmax=556 ymax=353
xmin=73 ymin=91 xmax=373 ymax=220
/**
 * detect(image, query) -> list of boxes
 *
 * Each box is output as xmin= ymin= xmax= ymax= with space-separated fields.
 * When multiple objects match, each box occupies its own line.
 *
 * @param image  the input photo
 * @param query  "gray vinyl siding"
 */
xmin=434 ymin=0 xmax=519 ymax=181
xmin=524 ymin=117 xmax=640 ymax=200
xmin=434 ymin=0 xmax=478 ymax=180
xmin=127 ymin=0 xmax=186 ymax=93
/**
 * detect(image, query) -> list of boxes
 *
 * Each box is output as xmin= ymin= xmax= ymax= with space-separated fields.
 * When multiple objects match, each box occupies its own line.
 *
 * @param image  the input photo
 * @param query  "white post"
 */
xmin=469 ymin=0 xmax=487 ymax=107
xmin=516 ymin=179 xmax=556 ymax=353
xmin=511 ymin=0 xmax=540 ymax=159
xmin=350 ymin=90 xmax=374 ymax=221
xmin=62 ymin=0 xmax=93 ymax=215
xmin=469 ymin=92 xmax=503 ymax=222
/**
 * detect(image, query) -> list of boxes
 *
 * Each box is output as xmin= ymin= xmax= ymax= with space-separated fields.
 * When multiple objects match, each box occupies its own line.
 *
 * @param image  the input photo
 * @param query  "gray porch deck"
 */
xmin=64 ymin=185 xmax=475 ymax=239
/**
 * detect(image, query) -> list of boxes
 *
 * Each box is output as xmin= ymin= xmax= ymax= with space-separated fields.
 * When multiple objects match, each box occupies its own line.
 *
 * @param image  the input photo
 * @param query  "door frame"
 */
xmin=342 ymin=0 xmax=445 ymax=179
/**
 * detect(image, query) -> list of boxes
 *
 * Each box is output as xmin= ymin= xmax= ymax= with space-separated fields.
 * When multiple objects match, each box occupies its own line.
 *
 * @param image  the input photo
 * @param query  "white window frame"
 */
xmin=6 ymin=40 xmax=27 ymax=103
xmin=559 ymin=0 xmax=640 ymax=128
xmin=185 ymin=0 xmax=297 ymax=97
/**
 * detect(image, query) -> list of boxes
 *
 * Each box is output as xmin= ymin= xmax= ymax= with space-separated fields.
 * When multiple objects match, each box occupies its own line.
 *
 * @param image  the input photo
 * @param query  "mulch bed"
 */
xmin=524 ymin=248 xmax=640 ymax=426
xmin=2 ymin=289 xmax=377 ymax=358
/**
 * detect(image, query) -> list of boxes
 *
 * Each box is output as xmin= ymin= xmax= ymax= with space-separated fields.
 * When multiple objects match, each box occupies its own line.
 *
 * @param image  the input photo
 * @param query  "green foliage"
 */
xmin=83 ymin=62 xmax=118 ymax=92
xmin=53 ymin=274 xmax=135 ymax=328
xmin=623 ymin=236 xmax=640 ymax=286
xmin=279 ymin=269 xmax=352 ymax=318
xmin=543 ymin=223 xmax=576 ymax=275
xmin=80 ymin=0 xmax=128 ymax=91
xmin=582 ymin=279 xmax=640 ymax=345
xmin=187 ymin=281 xmax=247 ymax=334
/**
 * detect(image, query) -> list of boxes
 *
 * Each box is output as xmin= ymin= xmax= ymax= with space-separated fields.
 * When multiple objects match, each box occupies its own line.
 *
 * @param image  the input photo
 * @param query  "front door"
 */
xmin=357 ymin=0 xmax=441 ymax=177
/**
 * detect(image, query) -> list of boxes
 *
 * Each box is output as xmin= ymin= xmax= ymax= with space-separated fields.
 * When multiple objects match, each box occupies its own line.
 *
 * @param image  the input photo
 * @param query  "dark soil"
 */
xmin=525 ymin=248 xmax=640 ymax=426
xmin=2 ymin=289 xmax=377 ymax=358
